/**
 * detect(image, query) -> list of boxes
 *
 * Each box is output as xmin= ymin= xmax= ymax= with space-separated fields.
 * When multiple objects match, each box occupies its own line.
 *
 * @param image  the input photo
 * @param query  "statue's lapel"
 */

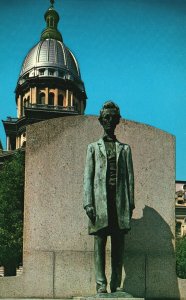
xmin=97 ymin=139 xmax=123 ymax=160
xmin=97 ymin=139 xmax=106 ymax=157
xmin=116 ymin=141 xmax=123 ymax=162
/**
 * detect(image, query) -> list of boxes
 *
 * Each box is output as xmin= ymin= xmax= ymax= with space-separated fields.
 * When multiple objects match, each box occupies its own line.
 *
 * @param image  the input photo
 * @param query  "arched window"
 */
xmin=22 ymin=141 xmax=26 ymax=148
xmin=39 ymin=69 xmax=45 ymax=76
xmin=21 ymin=98 xmax=24 ymax=116
xmin=48 ymin=93 xmax=54 ymax=106
xmin=49 ymin=69 xmax=55 ymax=76
xmin=58 ymin=94 xmax=64 ymax=106
xmin=74 ymin=100 xmax=79 ymax=112
xmin=38 ymin=93 xmax=45 ymax=105
xmin=49 ymin=17 xmax=54 ymax=28
xmin=24 ymin=96 xmax=30 ymax=108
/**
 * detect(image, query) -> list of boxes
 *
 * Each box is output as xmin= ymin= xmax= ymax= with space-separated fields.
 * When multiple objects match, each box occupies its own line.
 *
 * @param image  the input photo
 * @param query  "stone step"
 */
xmin=74 ymin=298 xmax=144 ymax=300
xmin=74 ymin=297 xmax=144 ymax=300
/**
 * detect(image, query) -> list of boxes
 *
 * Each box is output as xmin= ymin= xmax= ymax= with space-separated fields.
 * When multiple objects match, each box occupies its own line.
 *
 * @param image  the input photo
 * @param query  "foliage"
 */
xmin=175 ymin=223 xmax=181 ymax=238
xmin=0 ymin=139 xmax=3 ymax=151
xmin=176 ymin=235 xmax=186 ymax=278
xmin=0 ymin=151 xmax=25 ymax=272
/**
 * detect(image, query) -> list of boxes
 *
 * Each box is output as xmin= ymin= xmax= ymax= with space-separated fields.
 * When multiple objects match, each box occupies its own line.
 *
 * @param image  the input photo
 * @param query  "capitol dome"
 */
xmin=14 ymin=0 xmax=87 ymax=132
xmin=17 ymin=2 xmax=85 ymax=93
xmin=19 ymin=39 xmax=82 ymax=86
xmin=3 ymin=0 xmax=87 ymax=152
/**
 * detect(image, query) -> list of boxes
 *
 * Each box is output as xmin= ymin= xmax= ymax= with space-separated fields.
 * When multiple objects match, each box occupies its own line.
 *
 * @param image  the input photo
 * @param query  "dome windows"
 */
xmin=39 ymin=68 xmax=45 ymax=76
xmin=38 ymin=92 xmax=45 ymax=105
xmin=46 ymin=16 xmax=56 ymax=28
xmin=20 ymin=95 xmax=31 ymax=117
xmin=58 ymin=94 xmax=64 ymax=106
xmin=49 ymin=17 xmax=55 ymax=28
xmin=49 ymin=68 xmax=55 ymax=76
xmin=23 ymin=73 xmax=29 ymax=80
xmin=24 ymin=96 xmax=30 ymax=108
xmin=48 ymin=93 xmax=54 ymax=106
xmin=38 ymin=68 xmax=56 ymax=77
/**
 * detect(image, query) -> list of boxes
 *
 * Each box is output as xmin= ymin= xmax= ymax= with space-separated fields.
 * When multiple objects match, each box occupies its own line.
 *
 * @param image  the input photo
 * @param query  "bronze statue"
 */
xmin=83 ymin=101 xmax=134 ymax=294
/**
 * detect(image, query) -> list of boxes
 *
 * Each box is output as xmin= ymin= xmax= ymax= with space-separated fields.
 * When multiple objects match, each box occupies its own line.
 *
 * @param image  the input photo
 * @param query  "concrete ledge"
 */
xmin=0 ymin=299 xmax=145 ymax=300
xmin=74 ymin=298 xmax=144 ymax=300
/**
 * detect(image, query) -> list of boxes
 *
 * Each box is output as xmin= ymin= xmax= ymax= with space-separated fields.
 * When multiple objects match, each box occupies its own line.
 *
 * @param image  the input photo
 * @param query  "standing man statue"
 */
xmin=83 ymin=101 xmax=135 ymax=294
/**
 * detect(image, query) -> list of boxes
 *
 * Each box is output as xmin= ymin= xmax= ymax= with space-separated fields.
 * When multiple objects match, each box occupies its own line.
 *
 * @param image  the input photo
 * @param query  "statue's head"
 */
xmin=98 ymin=101 xmax=121 ymax=134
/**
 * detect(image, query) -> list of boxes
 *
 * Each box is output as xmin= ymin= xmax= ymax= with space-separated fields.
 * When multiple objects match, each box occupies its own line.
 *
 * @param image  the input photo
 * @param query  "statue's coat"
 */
xmin=83 ymin=138 xmax=134 ymax=235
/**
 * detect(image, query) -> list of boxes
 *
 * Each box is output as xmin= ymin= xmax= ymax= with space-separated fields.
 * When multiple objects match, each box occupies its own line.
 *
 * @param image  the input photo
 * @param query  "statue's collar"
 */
xmin=97 ymin=138 xmax=123 ymax=159
xmin=102 ymin=133 xmax=117 ymax=142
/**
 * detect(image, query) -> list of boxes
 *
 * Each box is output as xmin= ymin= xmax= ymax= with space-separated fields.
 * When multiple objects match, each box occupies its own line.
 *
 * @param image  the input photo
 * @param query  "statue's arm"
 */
xmin=83 ymin=144 xmax=96 ymax=222
xmin=126 ymin=145 xmax=135 ymax=213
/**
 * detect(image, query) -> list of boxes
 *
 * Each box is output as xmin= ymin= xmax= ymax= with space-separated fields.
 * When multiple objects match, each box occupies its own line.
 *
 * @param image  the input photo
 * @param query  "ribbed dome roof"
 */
xmin=19 ymin=39 xmax=81 ymax=81
xmin=16 ymin=1 xmax=86 ymax=97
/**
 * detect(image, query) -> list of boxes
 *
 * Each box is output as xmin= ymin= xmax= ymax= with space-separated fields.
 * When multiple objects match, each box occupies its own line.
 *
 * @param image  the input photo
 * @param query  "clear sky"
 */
xmin=0 ymin=0 xmax=186 ymax=179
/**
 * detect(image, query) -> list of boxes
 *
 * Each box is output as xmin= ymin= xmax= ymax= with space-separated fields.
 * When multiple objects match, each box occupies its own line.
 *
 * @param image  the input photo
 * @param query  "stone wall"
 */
xmin=0 ymin=115 xmax=184 ymax=299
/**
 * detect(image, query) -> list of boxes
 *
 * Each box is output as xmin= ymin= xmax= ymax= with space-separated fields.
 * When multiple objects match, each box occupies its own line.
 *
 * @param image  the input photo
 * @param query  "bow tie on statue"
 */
xmin=103 ymin=134 xmax=117 ymax=142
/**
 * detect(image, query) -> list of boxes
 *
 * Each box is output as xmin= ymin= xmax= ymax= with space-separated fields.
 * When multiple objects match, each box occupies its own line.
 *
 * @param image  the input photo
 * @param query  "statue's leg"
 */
xmin=110 ymin=232 xmax=125 ymax=292
xmin=94 ymin=234 xmax=107 ymax=293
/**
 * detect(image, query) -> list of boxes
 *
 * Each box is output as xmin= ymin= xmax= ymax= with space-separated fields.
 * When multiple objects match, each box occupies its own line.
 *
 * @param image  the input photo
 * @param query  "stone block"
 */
xmin=0 ymin=116 xmax=178 ymax=298
xmin=146 ymin=254 xmax=180 ymax=299
xmin=0 ymin=276 xmax=23 ymax=298
xmin=122 ymin=253 xmax=145 ymax=298
xmin=178 ymin=278 xmax=186 ymax=300
xmin=23 ymin=116 xmax=176 ymax=298
xmin=0 ymin=250 xmax=54 ymax=298
xmin=22 ymin=251 xmax=54 ymax=298
xmin=74 ymin=297 xmax=144 ymax=300
xmin=54 ymin=250 xmax=95 ymax=298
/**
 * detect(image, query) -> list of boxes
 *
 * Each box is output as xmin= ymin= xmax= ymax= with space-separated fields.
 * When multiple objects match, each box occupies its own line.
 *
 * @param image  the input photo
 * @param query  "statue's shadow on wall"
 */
xmin=123 ymin=205 xmax=180 ymax=299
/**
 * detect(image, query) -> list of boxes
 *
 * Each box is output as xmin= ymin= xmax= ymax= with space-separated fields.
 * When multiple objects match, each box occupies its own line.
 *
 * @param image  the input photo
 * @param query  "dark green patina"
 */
xmin=41 ymin=0 xmax=63 ymax=42
xmin=83 ymin=101 xmax=135 ymax=294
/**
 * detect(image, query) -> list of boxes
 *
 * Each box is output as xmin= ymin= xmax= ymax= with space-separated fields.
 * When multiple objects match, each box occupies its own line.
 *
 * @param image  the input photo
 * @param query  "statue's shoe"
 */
xmin=110 ymin=287 xmax=124 ymax=293
xmin=97 ymin=284 xmax=107 ymax=294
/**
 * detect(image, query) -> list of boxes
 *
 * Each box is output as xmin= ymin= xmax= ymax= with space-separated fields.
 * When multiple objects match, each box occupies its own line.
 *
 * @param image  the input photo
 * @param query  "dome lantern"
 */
xmin=41 ymin=0 xmax=63 ymax=42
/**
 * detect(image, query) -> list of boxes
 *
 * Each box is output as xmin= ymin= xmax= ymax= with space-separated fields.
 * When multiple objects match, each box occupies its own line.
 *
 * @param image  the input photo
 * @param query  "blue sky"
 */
xmin=0 ymin=0 xmax=186 ymax=179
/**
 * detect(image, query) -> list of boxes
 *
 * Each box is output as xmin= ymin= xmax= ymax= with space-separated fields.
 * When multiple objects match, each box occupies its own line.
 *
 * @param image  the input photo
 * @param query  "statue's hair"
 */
xmin=98 ymin=101 xmax=121 ymax=124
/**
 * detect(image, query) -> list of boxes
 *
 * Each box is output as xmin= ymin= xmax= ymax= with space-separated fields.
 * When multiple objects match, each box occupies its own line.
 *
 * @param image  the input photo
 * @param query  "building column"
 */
xmin=70 ymin=92 xmax=73 ymax=107
xmin=29 ymin=88 xmax=32 ymax=104
xmin=6 ymin=136 xmax=10 ymax=151
xmin=66 ymin=90 xmax=69 ymax=107
xmin=31 ymin=87 xmax=37 ymax=104
xmin=54 ymin=88 xmax=58 ymax=106
xmin=45 ymin=87 xmax=49 ymax=105
xmin=17 ymin=95 xmax=21 ymax=118
xmin=16 ymin=137 xmax=18 ymax=149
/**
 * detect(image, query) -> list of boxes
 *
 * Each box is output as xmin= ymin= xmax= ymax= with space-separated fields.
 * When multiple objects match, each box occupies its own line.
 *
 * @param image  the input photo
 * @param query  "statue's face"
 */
xmin=101 ymin=109 xmax=119 ymax=134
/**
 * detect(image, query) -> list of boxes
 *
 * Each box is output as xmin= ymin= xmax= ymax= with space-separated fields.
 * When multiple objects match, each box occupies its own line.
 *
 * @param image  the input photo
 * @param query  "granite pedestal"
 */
xmin=0 ymin=116 xmax=181 ymax=299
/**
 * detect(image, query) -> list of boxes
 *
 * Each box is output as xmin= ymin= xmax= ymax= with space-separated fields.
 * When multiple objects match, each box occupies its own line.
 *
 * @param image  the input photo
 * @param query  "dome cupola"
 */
xmin=41 ymin=0 xmax=62 ymax=42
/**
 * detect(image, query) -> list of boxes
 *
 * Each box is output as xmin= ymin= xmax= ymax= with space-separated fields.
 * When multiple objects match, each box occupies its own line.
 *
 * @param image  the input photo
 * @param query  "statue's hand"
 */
xmin=85 ymin=205 xmax=96 ymax=224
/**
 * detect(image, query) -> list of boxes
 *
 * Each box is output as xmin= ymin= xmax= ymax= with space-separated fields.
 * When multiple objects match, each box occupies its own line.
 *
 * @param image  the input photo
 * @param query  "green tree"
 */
xmin=0 ymin=139 xmax=3 ymax=151
xmin=176 ymin=236 xmax=186 ymax=278
xmin=0 ymin=151 xmax=25 ymax=276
